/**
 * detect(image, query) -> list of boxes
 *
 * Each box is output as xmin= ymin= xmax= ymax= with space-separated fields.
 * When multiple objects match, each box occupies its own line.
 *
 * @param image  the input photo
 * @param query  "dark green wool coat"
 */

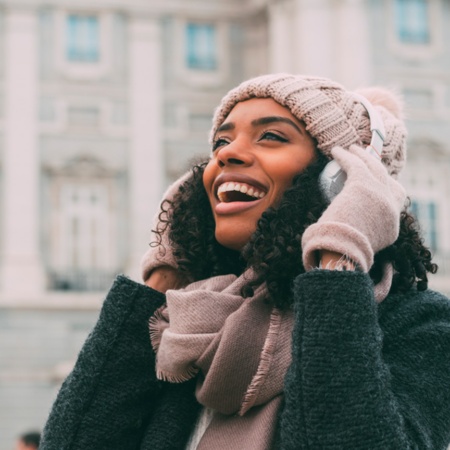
xmin=40 ymin=271 xmax=450 ymax=450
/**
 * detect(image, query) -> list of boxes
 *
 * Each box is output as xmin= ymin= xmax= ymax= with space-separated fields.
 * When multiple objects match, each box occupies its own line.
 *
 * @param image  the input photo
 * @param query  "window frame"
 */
xmin=400 ymin=142 xmax=450 ymax=257
xmin=185 ymin=23 xmax=218 ymax=71
xmin=66 ymin=14 xmax=101 ymax=63
xmin=386 ymin=0 xmax=443 ymax=60
xmin=394 ymin=0 xmax=430 ymax=45
xmin=57 ymin=183 xmax=113 ymax=270
xmin=173 ymin=18 xmax=229 ymax=87
xmin=46 ymin=172 xmax=122 ymax=292
xmin=55 ymin=9 xmax=112 ymax=79
xmin=411 ymin=199 xmax=439 ymax=252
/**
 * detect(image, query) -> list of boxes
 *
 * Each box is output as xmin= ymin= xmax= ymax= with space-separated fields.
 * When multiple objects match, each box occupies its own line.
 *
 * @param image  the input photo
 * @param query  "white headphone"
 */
xmin=318 ymin=93 xmax=386 ymax=203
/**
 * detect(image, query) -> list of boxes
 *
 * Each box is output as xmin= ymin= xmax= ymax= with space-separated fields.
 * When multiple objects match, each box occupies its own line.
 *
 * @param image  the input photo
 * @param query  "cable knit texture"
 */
xmin=40 ymin=273 xmax=450 ymax=449
xmin=302 ymin=145 xmax=406 ymax=274
xmin=210 ymin=73 xmax=407 ymax=178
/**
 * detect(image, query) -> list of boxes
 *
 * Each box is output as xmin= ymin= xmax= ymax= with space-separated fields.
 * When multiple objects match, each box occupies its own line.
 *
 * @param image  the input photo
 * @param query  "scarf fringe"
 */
xmin=239 ymin=308 xmax=282 ymax=416
xmin=149 ymin=306 xmax=168 ymax=352
xmin=156 ymin=365 xmax=199 ymax=383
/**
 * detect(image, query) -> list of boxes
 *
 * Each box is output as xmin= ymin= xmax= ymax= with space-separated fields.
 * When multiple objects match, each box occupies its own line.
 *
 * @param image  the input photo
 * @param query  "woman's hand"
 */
xmin=145 ymin=266 xmax=186 ymax=293
xmin=302 ymin=145 xmax=406 ymax=272
xmin=319 ymin=251 xmax=356 ymax=271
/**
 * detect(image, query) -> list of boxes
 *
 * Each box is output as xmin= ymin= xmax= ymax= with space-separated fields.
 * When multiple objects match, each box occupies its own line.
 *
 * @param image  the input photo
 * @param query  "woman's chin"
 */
xmin=213 ymin=213 xmax=259 ymax=251
xmin=215 ymin=230 xmax=253 ymax=252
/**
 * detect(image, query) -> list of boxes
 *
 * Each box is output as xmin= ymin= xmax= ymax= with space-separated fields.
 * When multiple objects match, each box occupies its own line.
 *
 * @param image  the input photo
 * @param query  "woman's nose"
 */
xmin=216 ymin=139 xmax=253 ymax=168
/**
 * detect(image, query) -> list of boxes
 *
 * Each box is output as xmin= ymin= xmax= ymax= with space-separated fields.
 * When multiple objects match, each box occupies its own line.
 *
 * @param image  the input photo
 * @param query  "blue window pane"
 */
xmin=186 ymin=23 xmax=217 ymax=71
xmin=66 ymin=15 xmax=100 ymax=62
xmin=411 ymin=199 xmax=438 ymax=252
xmin=411 ymin=200 xmax=419 ymax=218
xmin=394 ymin=0 xmax=430 ymax=44
xmin=428 ymin=202 xmax=437 ymax=251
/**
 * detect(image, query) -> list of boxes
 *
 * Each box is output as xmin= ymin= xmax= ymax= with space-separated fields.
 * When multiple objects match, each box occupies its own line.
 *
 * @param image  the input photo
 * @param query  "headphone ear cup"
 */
xmin=319 ymin=159 xmax=348 ymax=203
xmin=318 ymin=94 xmax=385 ymax=204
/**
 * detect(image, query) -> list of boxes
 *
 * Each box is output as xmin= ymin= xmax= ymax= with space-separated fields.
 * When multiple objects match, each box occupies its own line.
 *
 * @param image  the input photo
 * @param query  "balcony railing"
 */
xmin=48 ymin=269 xmax=120 ymax=292
xmin=47 ymin=254 xmax=450 ymax=294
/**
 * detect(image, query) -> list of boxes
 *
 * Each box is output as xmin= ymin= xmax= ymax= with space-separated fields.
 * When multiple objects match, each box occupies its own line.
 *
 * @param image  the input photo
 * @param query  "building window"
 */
xmin=49 ymin=182 xmax=118 ymax=291
xmin=394 ymin=0 xmax=430 ymax=44
xmin=186 ymin=23 xmax=217 ymax=70
xmin=411 ymin=199 xmax=438 ymax=251
xmin=66 ymin=15 xmax=100 ymax=62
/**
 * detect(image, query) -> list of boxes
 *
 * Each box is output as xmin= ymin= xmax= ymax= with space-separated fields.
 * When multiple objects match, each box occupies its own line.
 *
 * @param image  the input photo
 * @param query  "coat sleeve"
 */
xmin=40 ymin=275 xmax=166 ymax=450
xmin=279 ymin=270 xmax=450 ymax=450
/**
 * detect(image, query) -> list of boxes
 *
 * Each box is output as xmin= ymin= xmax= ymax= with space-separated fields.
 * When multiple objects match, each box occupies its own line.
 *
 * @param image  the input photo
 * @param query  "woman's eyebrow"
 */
xmin=251 ymin=116 xmax=303 ymax=134
xmin=216 ymin=122 xmax=235 ymax=133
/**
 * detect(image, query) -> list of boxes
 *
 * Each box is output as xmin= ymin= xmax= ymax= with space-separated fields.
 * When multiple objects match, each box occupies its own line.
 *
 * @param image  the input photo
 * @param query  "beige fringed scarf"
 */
xmin=149 ymin=270 xmax=294 ymax=450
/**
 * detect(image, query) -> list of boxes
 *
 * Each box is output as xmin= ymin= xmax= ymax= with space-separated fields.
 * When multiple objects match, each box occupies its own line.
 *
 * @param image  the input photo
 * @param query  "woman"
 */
xmin=40 ymin=74 xmax=450 ymax=450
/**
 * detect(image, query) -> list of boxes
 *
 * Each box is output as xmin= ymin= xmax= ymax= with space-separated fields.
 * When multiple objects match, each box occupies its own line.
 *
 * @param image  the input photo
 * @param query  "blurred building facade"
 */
xmin=0 ymin=0 xmax=449 ymax=447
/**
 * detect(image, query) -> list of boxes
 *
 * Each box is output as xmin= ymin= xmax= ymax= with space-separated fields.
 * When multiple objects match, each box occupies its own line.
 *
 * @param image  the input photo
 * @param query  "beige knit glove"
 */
xmin=302 ymin=145 xmax=406 ymax=272
xmin=141 ymin=172 xmax=192 ymax=282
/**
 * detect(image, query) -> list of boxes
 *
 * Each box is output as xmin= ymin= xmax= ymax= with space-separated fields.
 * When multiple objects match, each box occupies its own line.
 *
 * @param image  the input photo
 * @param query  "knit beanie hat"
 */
xmin=210 ymin=73 xmax=407 ymax=178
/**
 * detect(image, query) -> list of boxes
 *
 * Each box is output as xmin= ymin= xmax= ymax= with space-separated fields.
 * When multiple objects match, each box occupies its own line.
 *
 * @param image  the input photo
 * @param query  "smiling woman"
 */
xmin=40 ymin=74 xmax=450 ymax=450
xmin=203 ymin=98 xmax=316 ymax=250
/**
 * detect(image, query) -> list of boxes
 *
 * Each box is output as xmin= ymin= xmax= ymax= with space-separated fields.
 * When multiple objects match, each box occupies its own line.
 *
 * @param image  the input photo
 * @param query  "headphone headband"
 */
xmin=352 ymin=92 xmax=386 ymax=159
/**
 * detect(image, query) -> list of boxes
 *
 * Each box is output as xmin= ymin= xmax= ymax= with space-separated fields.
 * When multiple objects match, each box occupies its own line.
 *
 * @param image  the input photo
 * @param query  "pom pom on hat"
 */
xmin=354 ymin=86 xmax=406 ymax=177
xmin=356 ymin=86 xmax=404 ymax=120
xmin=210 ymin=74 xmax=407 ymax=178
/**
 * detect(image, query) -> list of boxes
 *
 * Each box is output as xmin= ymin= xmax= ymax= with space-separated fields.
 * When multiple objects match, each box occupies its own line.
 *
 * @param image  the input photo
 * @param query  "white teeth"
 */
xmin=216 ymin=181 xmax=266 ymax=202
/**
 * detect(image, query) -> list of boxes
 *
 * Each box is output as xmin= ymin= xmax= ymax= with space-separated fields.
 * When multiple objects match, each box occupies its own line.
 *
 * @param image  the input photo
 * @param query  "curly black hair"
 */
xmin=153 ymin=154 xmax=437 ymax=309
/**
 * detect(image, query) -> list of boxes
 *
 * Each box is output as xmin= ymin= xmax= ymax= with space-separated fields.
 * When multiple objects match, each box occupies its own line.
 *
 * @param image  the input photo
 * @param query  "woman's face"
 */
xmin=203 ymin=98 xmax=317 ymax=251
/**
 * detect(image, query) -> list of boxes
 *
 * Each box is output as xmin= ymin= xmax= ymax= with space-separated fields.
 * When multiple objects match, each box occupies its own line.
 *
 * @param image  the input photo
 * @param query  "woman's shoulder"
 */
xmin=378 ymin=286 xmax=450 ymax=341
xmin=101 ymin=275 xmax=166 ymax=310
xmin=380 ymin=286 xmax=450 ymax=316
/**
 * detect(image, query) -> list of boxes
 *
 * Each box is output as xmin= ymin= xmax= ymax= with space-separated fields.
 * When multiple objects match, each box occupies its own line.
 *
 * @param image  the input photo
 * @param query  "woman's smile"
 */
xmin=216 ymin=181 xmax=266 ymax=203
xmin=213 ymin=173 xmax=267 ymax=214
xmin=203 ymin=98 xmax=317 ymax=251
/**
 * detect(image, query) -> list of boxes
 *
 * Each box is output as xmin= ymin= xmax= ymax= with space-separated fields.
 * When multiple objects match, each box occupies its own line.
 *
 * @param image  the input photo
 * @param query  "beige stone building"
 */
xmin=0 ymin=0 xmax=448 ymax=447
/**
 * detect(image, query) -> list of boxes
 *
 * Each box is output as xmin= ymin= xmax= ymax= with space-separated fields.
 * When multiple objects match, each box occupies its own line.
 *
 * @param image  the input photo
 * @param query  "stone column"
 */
xmin=334 ymin=0 xmax=372 ymax=88
xmin=292 ymin=0 xmax=371 ymax=87
xmin=268 ymin=1 xmax=295 ymax=73
xmin=1 ymin=8 xmax=45 ymax=295
xmin=127 ymin=15 xmax=163 ymax=280
xmin=293 ymin=0 xmax=335 ymax=78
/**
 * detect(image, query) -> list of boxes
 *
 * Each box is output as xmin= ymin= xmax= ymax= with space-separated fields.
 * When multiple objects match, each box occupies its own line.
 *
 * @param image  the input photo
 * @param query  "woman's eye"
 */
xmin=259 ymin=131 xmax=288 ymax=142
xmin=212 ymin=138 xmax=229 ymax=151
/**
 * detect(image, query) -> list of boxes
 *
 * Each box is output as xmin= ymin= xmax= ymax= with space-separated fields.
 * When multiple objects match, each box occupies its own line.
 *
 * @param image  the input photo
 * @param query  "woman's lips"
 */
xmin=215 ymin=197 xmax=264 ymax=215
xmin=211 ymin=173 xmax=268 ymax=215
